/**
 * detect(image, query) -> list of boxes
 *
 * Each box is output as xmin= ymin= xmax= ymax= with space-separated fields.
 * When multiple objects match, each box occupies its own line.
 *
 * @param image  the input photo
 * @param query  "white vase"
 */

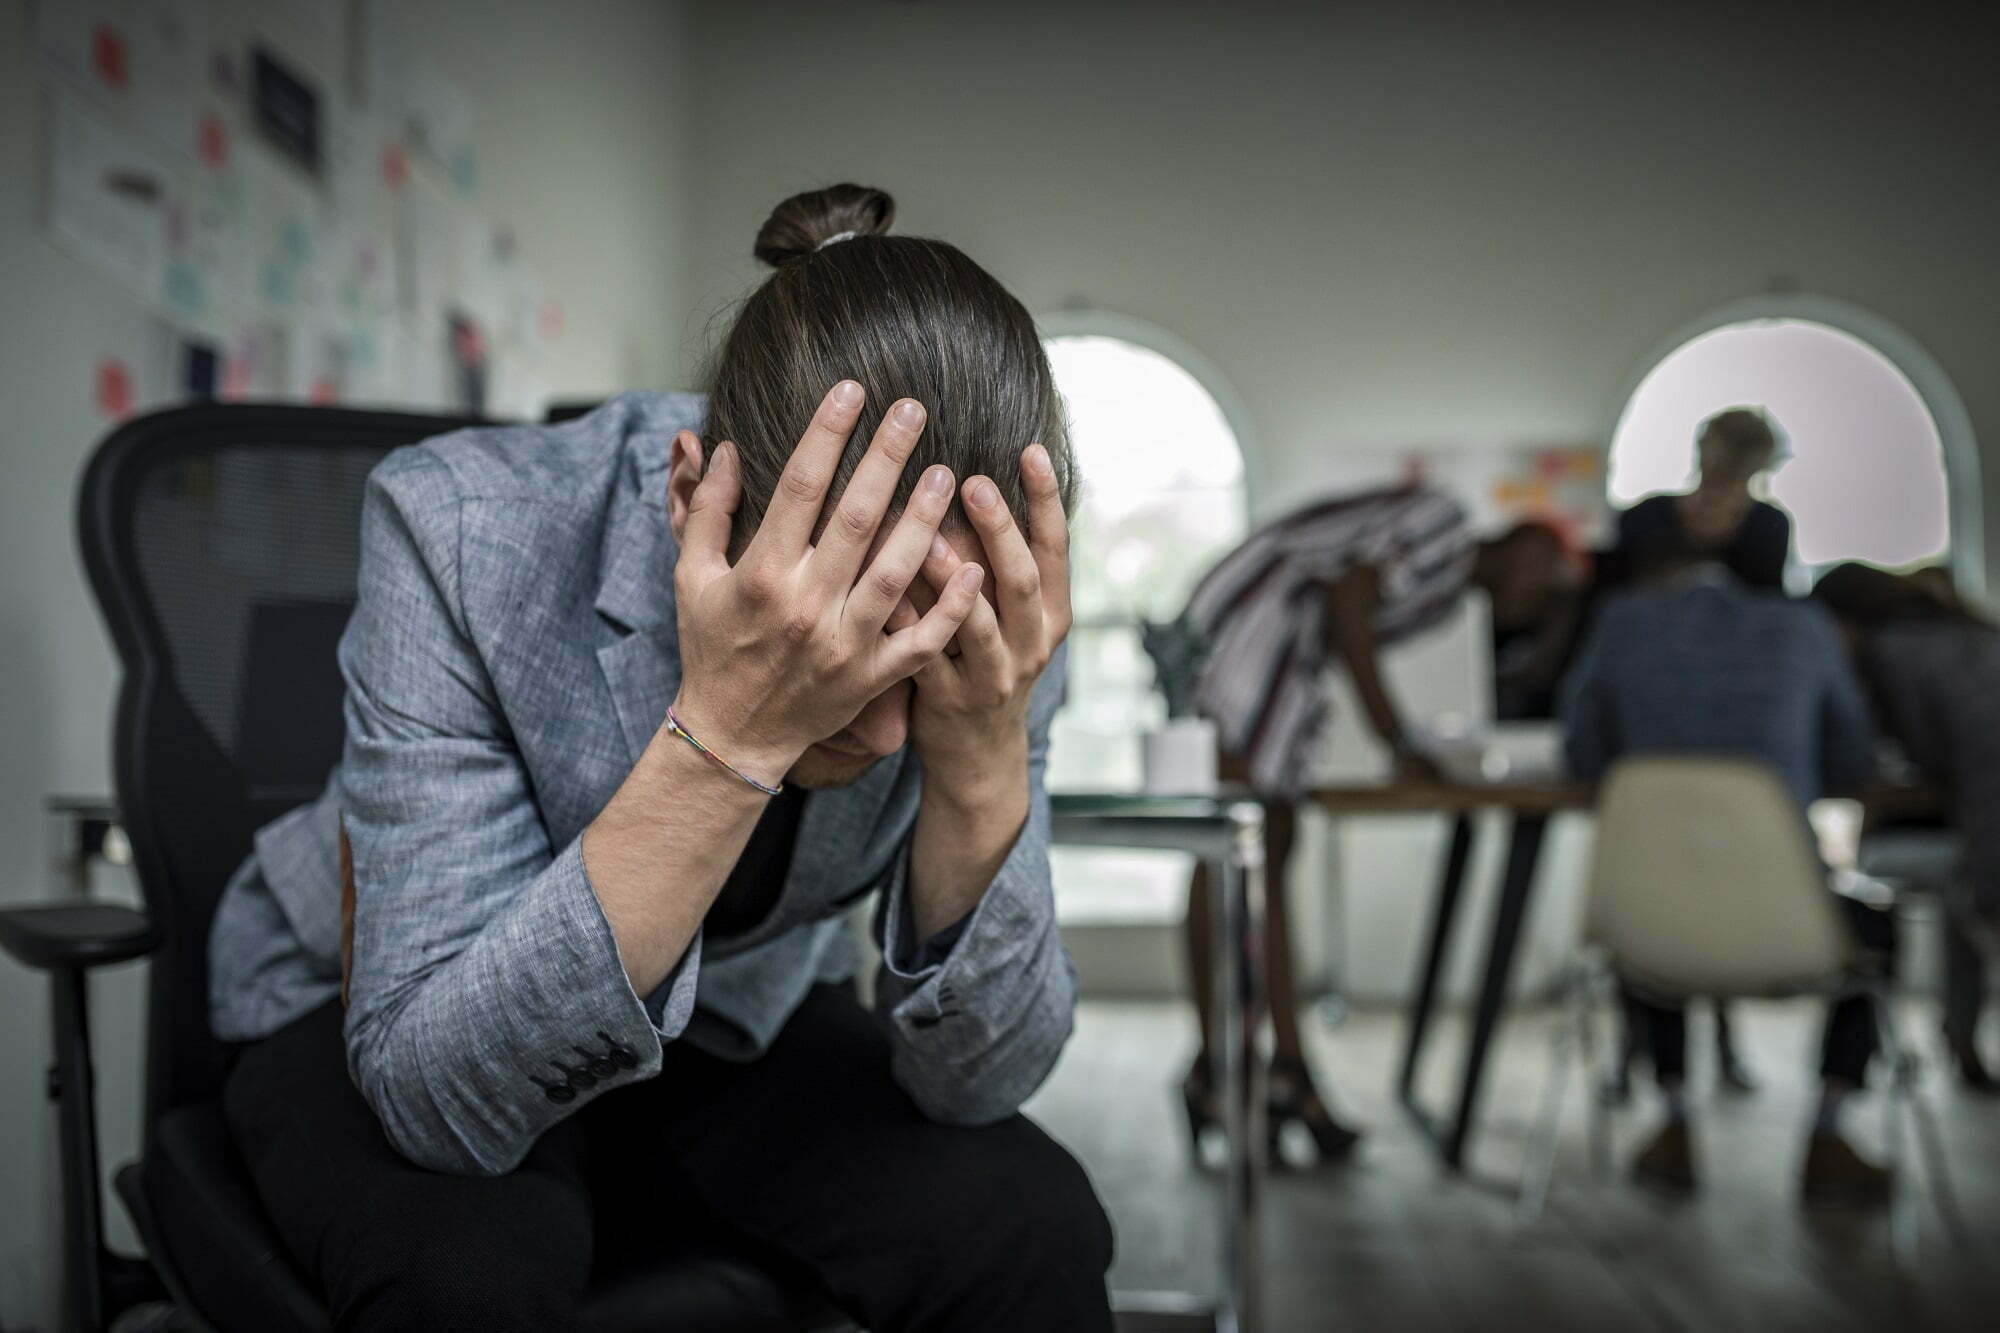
xmin=1141 ymin=717 xmax=1219 ymax=795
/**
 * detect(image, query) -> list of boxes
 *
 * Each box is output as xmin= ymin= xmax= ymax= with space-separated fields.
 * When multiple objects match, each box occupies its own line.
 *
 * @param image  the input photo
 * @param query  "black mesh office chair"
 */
xmin=0 ymin=404 xmax=849 ymax=1332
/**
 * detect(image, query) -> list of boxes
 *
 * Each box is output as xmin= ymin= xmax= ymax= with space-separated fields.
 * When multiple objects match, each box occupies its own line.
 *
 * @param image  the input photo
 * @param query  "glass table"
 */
xmin=1048 ymin=791 xmax=1268 ymax=1333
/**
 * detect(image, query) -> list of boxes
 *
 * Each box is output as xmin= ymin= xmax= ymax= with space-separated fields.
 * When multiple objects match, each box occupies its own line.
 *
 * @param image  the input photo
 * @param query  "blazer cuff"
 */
xmin=873 ymin=821 xmax=1052 ymax=1037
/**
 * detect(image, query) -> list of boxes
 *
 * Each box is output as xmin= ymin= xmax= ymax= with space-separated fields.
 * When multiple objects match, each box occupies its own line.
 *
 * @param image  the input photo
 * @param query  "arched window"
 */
xmin=1608 ymin=315 xmax=1964 ymax=577
xmin=1042 ymin=325 xmax=1249 ymax=922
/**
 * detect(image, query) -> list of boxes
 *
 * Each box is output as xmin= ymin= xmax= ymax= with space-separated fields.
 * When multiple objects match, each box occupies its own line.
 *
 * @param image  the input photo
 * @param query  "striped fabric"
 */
xmin=1187 ymin=484 xmax=1474 ymax=797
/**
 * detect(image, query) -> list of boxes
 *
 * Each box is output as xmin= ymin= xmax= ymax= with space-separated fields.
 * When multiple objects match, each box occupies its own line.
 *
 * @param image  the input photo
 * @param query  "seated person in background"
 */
xmin=1176 ymin=495 xmax=1574 ymax=1166
xmin=1559 ymin=552 xmax=1892 ymax=1205
xmin=1815 ymin=561 xmax=2000 ymax=1093
xmin=1614 ymin=407 xmax=1792 ymax=590
xmin=206 ymin=186 xmax=1113 ymax=1331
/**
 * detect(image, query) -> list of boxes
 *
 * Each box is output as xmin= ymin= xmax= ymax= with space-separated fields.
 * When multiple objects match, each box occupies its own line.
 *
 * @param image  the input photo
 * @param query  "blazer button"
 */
xmin=911 ymin=1014 xmax=943 ymax=1031
xmin=531 ymin=1075 xmax=575 ymax=1104
xmin=597 ymin=1031 xmax=639 ymax=1069
xmin=575 ymin=1045 xmax=618 ymax=1080
xmin=550 ymin=1059 xmax=596 ymax=1091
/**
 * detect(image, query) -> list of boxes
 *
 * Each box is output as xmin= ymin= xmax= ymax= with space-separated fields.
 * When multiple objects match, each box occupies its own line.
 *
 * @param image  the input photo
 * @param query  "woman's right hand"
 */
xmin=667 ymin=381 xmax=986 ymax=786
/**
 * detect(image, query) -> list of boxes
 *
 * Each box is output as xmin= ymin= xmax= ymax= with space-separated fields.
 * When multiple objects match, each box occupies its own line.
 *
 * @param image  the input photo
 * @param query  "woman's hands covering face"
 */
xmin=886 ymin=443 xmax=1073 ymax=773
xmin=670 ymin=382 xmax=984 ymax=785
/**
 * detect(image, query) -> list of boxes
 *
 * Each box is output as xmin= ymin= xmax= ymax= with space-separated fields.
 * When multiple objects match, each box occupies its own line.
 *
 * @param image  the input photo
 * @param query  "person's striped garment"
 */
xmin=1186 ymin=484 xmax=1474 ymax=797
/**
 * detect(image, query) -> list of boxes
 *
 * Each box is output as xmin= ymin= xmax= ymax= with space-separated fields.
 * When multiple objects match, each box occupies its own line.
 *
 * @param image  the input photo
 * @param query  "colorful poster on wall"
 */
xmin=1488 ymin=446 xmax=1607 ymax=548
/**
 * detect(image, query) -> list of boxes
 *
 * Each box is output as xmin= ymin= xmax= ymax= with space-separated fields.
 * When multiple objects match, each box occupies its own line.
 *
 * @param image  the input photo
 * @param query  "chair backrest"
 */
xmin=78 ymin=403 xmax=485 ymax=1139
xmin=1584 ymin=756 xmax=1852 ymax=998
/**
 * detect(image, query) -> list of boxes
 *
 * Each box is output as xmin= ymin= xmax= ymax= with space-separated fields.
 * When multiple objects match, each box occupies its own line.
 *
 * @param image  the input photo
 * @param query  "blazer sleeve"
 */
xmin=869 ymin=641 xmax=1079 ymax=1126
xmin=338 ymin=449 xmax=700 ymax=1176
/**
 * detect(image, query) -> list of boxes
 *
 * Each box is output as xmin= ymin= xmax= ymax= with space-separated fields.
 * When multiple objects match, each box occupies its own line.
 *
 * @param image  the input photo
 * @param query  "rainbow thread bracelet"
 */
xmin=664 ymin=705 xmax=785 ymax=796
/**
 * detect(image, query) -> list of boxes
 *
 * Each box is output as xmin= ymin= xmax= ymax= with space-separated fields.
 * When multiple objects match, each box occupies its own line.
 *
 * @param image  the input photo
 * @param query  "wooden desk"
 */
xmin=1310 ymin=780 xmax=1591 ymax=1173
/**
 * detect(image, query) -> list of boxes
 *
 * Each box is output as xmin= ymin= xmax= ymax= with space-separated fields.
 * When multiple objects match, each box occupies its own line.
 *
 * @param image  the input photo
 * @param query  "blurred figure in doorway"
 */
xmin=1815 ymin=561 xmax=2000 ymax=1092
xmin=1176 ymin=485 xmax=1576 ymax=1168
xmin=1614 ymin=407 xmax=1790 ymax=590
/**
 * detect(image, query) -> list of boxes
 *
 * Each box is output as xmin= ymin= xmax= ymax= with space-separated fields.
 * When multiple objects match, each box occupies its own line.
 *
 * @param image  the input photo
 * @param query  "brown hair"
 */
xmin=703 ymin=185 xmax=1075 ymax=557
xmin=1696 ymin=408 xmax=1779 ymax=476
xmin=1812 ymin=561 xmax=1991 ymax=630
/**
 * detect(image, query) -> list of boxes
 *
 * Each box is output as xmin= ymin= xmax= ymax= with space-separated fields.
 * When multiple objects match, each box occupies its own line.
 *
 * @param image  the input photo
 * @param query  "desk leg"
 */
xmin=1399 ymin=814 xmax=1476 ymax=1109
xmin=1212 ymin=805 xmax=1267 ymax=1333
xmin=1442 ymin=814 xmax=1549 ymax=1172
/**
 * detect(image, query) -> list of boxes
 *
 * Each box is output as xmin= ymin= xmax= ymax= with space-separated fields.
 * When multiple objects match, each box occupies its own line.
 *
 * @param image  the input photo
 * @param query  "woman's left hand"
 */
xmin=888 ymin=443 xmax=1071 ymax=783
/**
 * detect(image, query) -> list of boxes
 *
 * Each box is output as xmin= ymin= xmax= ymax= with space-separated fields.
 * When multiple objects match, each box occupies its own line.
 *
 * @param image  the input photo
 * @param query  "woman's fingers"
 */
xmin=1021 ymin=443 xmax=1073 ymax=629
xmin=884 ymin=563 xmax=985 ymax=678
xmin=844 ymin=461 xmax=955 ymax=632
xmin=741 ymin=380 xmax=866 ymax=568
xmin=811 ymin=398 xmax=929 ymax=592
xmin=960 ymin=474 xmax=1043 ymax=651
xmin=676 ymin=434 xmax=739 ymax=585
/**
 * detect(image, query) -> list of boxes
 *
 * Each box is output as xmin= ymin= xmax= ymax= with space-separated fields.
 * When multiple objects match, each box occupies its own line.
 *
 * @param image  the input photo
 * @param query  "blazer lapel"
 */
xmin=594 ymin=442 xmax=682 ymax=767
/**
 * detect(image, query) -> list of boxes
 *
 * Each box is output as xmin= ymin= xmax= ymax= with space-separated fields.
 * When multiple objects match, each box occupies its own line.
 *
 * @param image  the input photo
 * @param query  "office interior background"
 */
xmin=2 ymin=1 xmax=1997 ymax=1329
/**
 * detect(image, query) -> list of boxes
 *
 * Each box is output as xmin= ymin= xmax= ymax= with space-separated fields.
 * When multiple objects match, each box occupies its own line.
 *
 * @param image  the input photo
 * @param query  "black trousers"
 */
xmin=223 ymin=983 xmax=1114 ymax=1332
xmin=1625 ymin=895 xmax=1895 ymax=1087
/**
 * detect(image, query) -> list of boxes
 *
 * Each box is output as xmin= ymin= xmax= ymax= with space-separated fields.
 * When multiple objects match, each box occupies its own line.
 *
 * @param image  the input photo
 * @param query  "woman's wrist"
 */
xmin=661 ymin=690 xmax=800 ymax=793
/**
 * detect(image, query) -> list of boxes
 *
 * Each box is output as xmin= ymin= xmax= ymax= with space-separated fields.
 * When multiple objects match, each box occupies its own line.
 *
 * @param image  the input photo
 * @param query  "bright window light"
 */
xmin=1042 ymin=332 xmax=1248 ymax=924
xmin=1608 ymin=319 xmax=1950 ymax=570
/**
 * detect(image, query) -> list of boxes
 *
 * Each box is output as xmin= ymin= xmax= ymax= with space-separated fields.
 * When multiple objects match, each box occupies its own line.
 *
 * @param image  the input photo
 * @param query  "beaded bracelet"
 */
xmin=664 ymin=705 xmax=784 ymax=796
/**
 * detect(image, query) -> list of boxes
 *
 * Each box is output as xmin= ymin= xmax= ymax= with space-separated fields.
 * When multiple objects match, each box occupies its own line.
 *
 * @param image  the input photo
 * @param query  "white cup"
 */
xmin=1141 ymin=717 xmax=1220 ymax=796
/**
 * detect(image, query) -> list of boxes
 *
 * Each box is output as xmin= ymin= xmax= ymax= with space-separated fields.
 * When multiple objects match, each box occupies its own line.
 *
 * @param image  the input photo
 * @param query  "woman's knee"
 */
xmin=965 ymin=1125 xmax=1115 ymax=1287
xmin=330 ymin=1215 xmax=590 ymax=1332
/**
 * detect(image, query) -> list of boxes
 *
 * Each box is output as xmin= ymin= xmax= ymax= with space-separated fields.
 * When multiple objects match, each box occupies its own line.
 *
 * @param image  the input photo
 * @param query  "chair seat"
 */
xmin=124 ymin=1100 xmax=852 ymax=1333
xmin=0 ymin=902 xmax=155 ymax=970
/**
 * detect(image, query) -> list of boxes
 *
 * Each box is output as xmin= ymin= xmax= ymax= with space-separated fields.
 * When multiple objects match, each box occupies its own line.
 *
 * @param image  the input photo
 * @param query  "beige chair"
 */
xmin=1517 ymin=757 xmax=1961 ymax=1245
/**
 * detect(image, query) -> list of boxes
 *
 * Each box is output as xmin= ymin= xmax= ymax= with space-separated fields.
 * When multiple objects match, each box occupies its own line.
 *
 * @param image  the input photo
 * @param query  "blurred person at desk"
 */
xmin=1176 ymin=485 xmax=1576 ymax=1166
xmin=1559 ymin=552 xmax=1894 ymax=1205
xmin=1815 ymin=561 xmax=2000 ymax=1092
xmin=1613 ymin=406 xmax=1792 ymax=590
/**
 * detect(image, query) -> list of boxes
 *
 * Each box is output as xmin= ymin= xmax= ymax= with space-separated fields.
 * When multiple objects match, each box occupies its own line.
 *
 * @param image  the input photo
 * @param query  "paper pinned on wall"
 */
xmin=245 ymin=153 xmax=326 ymax=316
xmin=49 ymin=94 xmax=173 ymax=300
xmin=402 ymin=63 xmax=478 ymax=191
xmin=36 ymin=0 xmax=208 ymax=159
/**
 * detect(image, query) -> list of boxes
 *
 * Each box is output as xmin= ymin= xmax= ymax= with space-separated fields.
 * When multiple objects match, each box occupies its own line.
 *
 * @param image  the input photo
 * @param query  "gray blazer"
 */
xmin=207 ymin=392 xmax=1078 ymax=1176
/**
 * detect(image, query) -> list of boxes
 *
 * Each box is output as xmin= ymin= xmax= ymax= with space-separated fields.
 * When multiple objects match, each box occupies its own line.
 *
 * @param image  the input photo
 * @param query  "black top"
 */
xmin=1613 ymin=494 xmax=1792 ymax=590
xmin=706 ymin=786 xmax=811 ymax=938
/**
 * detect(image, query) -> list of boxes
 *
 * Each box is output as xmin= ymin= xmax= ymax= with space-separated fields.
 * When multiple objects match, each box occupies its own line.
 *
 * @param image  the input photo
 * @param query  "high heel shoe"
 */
xmin=1180 ymin=1062 xmax=1221 ymax=1165
xmin=1266 ymin=1054 xmax=1362 ymax=1167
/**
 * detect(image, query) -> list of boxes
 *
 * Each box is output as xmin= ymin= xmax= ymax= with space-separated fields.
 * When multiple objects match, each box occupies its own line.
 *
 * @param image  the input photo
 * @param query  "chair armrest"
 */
xmin=0 ymin=903 xmax=156 ymax=971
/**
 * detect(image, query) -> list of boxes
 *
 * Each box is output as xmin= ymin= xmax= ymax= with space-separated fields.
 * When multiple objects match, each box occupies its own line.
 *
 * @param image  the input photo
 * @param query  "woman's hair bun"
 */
xmin=753 ymin=184 xmax=896 ymax=268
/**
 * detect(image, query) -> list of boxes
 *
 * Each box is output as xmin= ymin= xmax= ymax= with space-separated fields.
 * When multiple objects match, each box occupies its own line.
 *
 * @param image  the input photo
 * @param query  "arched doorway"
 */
xmin=1606 ymin=297 xmax=1981 ymax=588
xmin=1039 ymin=316 xmax=1250 ymax=926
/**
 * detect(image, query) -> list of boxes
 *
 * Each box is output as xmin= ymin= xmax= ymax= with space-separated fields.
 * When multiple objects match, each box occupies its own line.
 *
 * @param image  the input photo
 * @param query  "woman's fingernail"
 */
xmin=930 ymin=533 xmax=950 ymax=560
xmin=959 ymin=564 xmax=984 ymax=591
xmin=968 ymin=478 xmax=1000 ymax=508
xmin=1026 ymin=443 xmax=1051 ymax=475
xmin=832 ymin=381 xmax=863 ymax=407
xmin=894 ymin=399 xmax=926 ymax=428
xmin=925 ymin=465 xmax=952 ymax=496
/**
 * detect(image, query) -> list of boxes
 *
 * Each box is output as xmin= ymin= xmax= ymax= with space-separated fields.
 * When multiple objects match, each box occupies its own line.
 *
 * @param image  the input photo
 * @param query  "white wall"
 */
xmin=684 ymin=0 xmax=2000 ymax=1001
xmin=684 ymin=0 xmax=2000 ymax=570
xmin=0 ymin=1 xmax=693 ymax=1324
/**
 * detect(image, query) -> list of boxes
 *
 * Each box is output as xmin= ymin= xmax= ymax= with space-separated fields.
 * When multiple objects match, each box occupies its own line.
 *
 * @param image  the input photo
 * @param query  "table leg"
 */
xmin=1442 ymin=814 xmax=1549 ymax=1171
xmin=1211 ymin=804 xmax=1267 ymax=1333
xmin=1399 ymin=814 xmax=1476 ymax=1107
